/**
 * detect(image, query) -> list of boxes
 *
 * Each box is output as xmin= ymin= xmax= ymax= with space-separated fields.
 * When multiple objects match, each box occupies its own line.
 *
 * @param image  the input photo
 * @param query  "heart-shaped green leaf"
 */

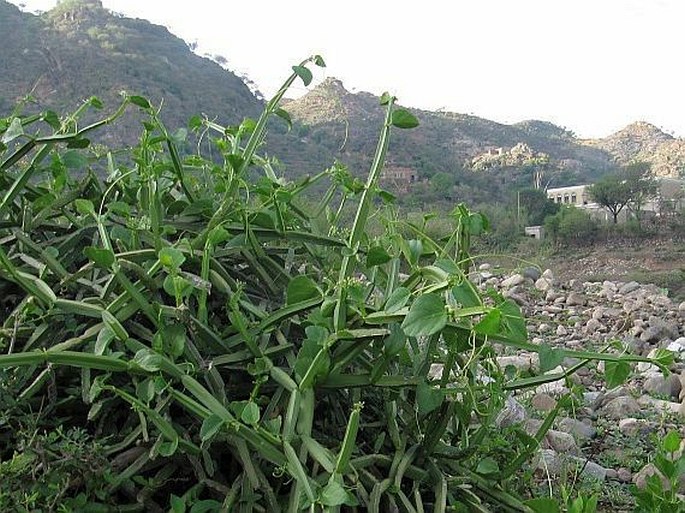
xmin=391 ymin=109 xmax=419 ymax=129
xmin=401 ymin=293 xmax=446 ymax=337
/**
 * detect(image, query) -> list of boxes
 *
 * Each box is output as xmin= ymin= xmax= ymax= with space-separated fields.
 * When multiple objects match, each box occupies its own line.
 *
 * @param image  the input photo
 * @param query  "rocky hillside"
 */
xmin=3 ymin=0 xmax=684 ymax=192
xmin=0 ymin=0 xmax=335 ymax=174
xmin=285 ymin=78 xmax=617 ymax=188
xmin=586 ymin=121 xmax=685 ymax=178
xmin=286 ymin=79 xmax=685 ymax=188
xmin=0 ymin=0 xmax=261 ymax=137
xmin=476 ymin=264 xmax=685 ymax=509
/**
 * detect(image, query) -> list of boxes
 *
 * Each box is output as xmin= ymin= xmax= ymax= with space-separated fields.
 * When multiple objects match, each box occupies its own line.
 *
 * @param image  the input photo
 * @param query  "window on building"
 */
xmin=571 ymin=193 xmax=577 ymax=204
xmin=564 ymin=194 xmax=569 ymax=203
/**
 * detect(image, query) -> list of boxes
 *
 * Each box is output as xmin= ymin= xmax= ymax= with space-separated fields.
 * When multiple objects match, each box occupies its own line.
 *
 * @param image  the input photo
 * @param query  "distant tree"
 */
xmin=588 ymin=175 xmax=630 ymax=224
xmin=430 ymin=172 xmax=456 ymax=199
xmin=623 ymin=161 xmax=657 ymax=222
xmin=517 ymin=188 xmax=559 ymax=225
xmin=588 ymin=162 xmax=656 ymax=224
xmin=544 ymin=206 xmax=598 ymax=245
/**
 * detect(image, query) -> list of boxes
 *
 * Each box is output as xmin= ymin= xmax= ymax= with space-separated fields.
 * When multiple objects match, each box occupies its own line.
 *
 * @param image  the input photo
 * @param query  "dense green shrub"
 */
xmin=0 ymin=59 xmax=665 ymax=512
xmin=544 ymin=206 xmax=598 ymax=246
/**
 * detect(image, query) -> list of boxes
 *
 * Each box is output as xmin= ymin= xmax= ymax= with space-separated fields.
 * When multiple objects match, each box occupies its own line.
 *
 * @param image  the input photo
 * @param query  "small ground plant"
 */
xmin=0 ymin=58 xmax=669 ymax=512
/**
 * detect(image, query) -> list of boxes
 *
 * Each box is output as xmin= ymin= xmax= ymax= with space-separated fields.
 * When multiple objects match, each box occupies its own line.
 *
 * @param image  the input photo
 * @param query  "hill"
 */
xmin=2 ymin=0 xmax=684 ymax=203
xmin=585 ymin=121 xmax=685 ymax=178
xmin=286 ymin=79 xmax=685 ymax=196
xmin=1 ymin=0 xmax=260 ymax=127
xmin=284 ymin=78 xmax=618 ymax=201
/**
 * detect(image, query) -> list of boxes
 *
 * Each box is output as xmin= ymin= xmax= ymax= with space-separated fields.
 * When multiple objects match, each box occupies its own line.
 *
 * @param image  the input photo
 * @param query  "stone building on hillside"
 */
xmin=381 ymin=166 xmax=418 ymax=194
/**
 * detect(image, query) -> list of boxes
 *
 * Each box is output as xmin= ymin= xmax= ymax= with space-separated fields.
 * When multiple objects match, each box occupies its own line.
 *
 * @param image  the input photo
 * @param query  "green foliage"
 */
xmin=630 ymin=430 xmax=685 ymax=512
xmin=544 ymin=206 xmax=598 ymax=246
xmin=588 ymin=161 xmax=657 ymax=224
xmin=517 ymin=188 xmax=560 ymax=226
xmin=0 ymin=58 xmax=660 ymax=512
xmin=0 ymin=426 xmax=111 ymax=511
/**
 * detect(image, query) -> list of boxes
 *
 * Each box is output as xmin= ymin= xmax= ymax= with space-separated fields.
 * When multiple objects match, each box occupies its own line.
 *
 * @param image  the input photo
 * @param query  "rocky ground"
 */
xmin=476 ymin=263 xmax=685 ymax=510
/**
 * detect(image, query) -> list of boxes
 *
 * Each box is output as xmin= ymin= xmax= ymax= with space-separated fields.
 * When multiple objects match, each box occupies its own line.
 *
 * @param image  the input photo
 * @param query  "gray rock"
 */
xmin=567 ymin=292 xmax=587 ymax=306
xmin=535 ymin=277 xmax=552 ymax=292
xmin=603 ymin=280 xmax=618 ymax=292
xmin=542 ymin=269 xmax=554 ymax=281
xmin=593 ymin=386 xmax=629 ymax=410
xmin=535 ymin=375 xmax=569 ymax=396
xmin=592 ymin=307 xmax=604 ymax=320
xmin=577 ymin=459 xmax=608 ymax=481
xmin=556 ymin=325 xmax=569 ymax=336
xmin=479 ymin=263 xmax=492 ymax=271
xmin=497 ymin=355 xmax=537 ymax=373
xmin=617 ymin=467 xmax=632 ymax=483
xmin=637 ymin=395 xmax=683 ymax=416
xmin=546 ymin=290 xmax=561 ymax=302
xmin=583 ymin=391 xmax=601 ymax=405
xmin=568 ymin=279 xmax=584 ymax=292
xmin=639 ymin=326 xmax=662 ymax=343
xmin=643 ymin=373 xmax=682 ymax=399
xmin=523 ymin=418 xmax=544 ymax=436
xmin=604 ymin=307 xmax=622 ymax=318
xmin=545 ymin=430 xmax=579 ymax=454
xmin=557 ymin=417 xmax=596 ymax=442
xmin=650 ymin=294 xmax=672 ymax=308
xmin=584 ymin=318 xmax=603 ymax=334
xmin=504 ymin=291 xmax=529 ymax=307
xmin=536 ymin=449 xmax=563 ymax=475
xmin=637 ymin=348 xmax=662 ymax=374
xmin=619 ymin=281 xmax=641 ymax=295
xmin=531 ymin=393 xmax=557 ymax=412
xmin=600 ymin=396 xmax=640 ymax=419
xmin=522 ymin=266 xmax=542 ymax=281
xmin=537 ymin=323 xmax=552 ymax=334
xmin=623 ymin=300 xmax=639 ymax=314
xmin=502 ymin=274 xmax=526 ymax=288
xmin=633 ymin=463 xmax=670 ymax=491
xmin=618 ymin=418 xmax=648 ymax=437
xmin=640 ymin=318 xmax=679 ymax=343
xmin=666 ymin=338 xmax=685 ymax=355
xmin=496 ymin=396 xmax=526 ymax=427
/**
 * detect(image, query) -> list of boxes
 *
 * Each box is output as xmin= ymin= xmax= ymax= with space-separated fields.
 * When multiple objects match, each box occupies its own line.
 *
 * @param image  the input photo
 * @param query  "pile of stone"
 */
xmin=476 ymin=264 xmax=685 ymax=495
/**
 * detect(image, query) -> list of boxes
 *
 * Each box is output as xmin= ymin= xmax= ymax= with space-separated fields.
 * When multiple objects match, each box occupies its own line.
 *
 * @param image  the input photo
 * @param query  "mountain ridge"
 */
xmin=2 ymin=0 xmax=684 ymax=191
xmin=286 ymin=77 xmax=685 ymax=182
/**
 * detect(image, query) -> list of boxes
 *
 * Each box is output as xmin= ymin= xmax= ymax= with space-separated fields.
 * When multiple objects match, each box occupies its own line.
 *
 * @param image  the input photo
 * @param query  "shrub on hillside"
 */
xmin=544 ymin=206 xmax=598 ymax=246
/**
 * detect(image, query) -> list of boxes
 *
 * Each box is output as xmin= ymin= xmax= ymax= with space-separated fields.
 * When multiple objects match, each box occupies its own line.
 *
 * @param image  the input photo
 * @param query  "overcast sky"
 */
xmin=10 ymin=0 xmax=685 ymax=138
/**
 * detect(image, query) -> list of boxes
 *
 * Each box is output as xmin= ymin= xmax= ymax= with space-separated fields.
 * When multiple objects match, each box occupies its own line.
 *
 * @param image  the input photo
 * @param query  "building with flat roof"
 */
xmin=546 ymin=185 xmax=593 ymax=207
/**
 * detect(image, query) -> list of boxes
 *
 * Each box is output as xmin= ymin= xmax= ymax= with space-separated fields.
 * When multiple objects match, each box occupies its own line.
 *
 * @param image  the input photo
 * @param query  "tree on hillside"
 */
xmin=588 ymin=175 xmax=631 ymax=223
xmin=517 ymin=188 xmax=559 ymax=225
xmin=623 ymin=161 xmax=657 ymax=221
xmin=588 ymin=162 xmax=656 ymax=224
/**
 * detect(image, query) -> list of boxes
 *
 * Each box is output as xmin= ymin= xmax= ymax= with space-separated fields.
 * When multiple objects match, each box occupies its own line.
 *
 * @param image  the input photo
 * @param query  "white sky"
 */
xmin=9 ymin=0 xmax=685 ymax=138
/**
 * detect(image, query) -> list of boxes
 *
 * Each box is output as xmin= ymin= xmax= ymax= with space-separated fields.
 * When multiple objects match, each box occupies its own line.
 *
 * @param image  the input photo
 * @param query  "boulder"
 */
xmin=557 ymin=417 xmax=596 ymax=442
xmin=545 ymin=430 xmax=579 ymax=454
xmin=502 ymin=274 xmax=526 ymax=288
xmin=531 ymin=393 xmax=557 ymax=412
xmin=567 ymin=292 xmax=587 ymax=306
xmin=618 ymin=418 xmax=648 ymax=437
xmin=642 ymin=373 xmax=682 ymax=399
xmin=495 ymin=397 xmax=526 ymax=427
xmin=522 ymin=266 xmax=542 ymax=281
xmin=600 ymin=396 xmax=640 ymax=419
xmin=619 ymin=281 xmax=641 ymax=295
